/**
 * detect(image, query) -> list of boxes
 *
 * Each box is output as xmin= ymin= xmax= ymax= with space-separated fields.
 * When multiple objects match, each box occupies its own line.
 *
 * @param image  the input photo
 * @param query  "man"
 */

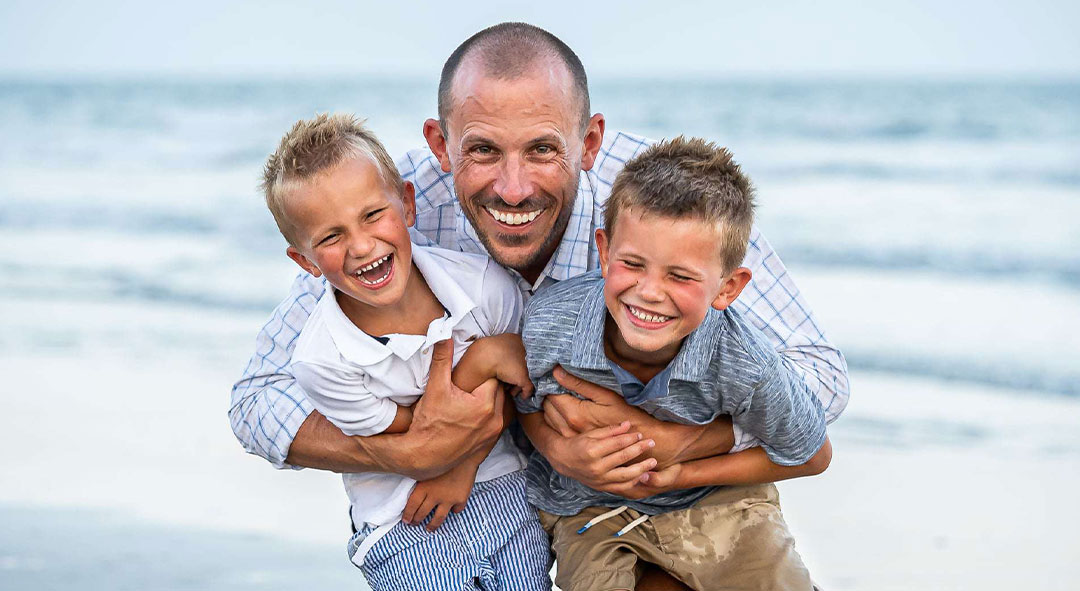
xmin=231 ymin=22 xmax=849 ymax=589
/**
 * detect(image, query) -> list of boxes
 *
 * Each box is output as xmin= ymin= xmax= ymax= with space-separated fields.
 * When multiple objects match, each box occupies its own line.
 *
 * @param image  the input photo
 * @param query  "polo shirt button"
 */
xmin=422 ymin=346 xmax=431 ymax=354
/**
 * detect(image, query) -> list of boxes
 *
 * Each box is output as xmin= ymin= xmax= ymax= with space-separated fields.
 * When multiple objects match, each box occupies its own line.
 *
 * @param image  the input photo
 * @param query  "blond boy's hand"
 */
xmin=456 ymin=333 xmax=534 ymax=398
xmin=401 ymin=460 xmax=479 ymax=532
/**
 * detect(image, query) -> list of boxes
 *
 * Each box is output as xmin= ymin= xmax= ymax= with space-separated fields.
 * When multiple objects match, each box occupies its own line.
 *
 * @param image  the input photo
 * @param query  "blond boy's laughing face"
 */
xmin=284 ymin=157 xmax=417 ymax=314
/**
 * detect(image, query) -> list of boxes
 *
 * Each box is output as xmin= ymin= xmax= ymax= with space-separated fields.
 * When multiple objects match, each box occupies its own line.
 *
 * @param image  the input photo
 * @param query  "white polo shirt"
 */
xmin=291 ymin=245 xmax=527 ymax=538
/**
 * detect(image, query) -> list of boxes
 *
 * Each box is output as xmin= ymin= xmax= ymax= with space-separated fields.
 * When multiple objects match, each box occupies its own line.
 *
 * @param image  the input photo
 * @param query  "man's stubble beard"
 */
xmin=458 ymin=177 xmax=580 ymax=276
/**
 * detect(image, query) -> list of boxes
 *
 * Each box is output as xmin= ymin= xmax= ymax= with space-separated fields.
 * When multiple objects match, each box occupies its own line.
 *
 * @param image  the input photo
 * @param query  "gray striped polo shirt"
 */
xmin=517 ymin=269 xmax=827 ymax=516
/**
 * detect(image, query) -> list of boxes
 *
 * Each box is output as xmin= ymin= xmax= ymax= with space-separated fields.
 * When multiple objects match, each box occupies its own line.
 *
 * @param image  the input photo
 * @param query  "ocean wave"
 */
xmin=778 ymin=244 xmax=1080 ymax=287
xmin=847 ymin=351 xmax=1080 ymax=397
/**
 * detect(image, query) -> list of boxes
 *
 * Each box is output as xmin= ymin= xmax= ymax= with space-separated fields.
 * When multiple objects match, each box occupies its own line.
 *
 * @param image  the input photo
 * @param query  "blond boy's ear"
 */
xmin=594 ymin=228 xmax=610 ymax=277
xmin=711 ymin=267 xmax=752 ymax=311
xmin=286 ymin=246 xmax=322 ymax=278
xmin=401 ymin=180 xmax=417 ymax=227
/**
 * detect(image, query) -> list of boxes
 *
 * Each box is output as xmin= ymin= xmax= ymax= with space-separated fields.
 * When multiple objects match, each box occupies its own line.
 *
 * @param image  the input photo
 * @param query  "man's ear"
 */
xmin=711 ymin=267 xmax=752 ymax=311
xmin=580 ymin=113 xmax=606 ymax=172
xmin=401 ymin=181 xmax=417 ymax=227
xmin=423 ymin=118 xmax=453 ymax=173
xmin=286 ymin=246 xmax=322 ymax=278
xmin=594 ymin=228 xmax=610 ymax=277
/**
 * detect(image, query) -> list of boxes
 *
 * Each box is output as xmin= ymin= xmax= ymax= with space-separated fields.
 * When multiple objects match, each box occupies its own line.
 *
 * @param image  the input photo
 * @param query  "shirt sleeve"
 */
xmin=479 ymin=258 xmax=525 ymax=336
xmin=732 ymin=352 xmax=828 ymax=466
xmin=515 ymin=296 xmax=563 ymax=415
xmin=734 ymin=227 xmax=851 ymax=425
xmin=291 ymin=361 xmax=398 ymax=438
xmin=228 ymin=272 xmax=323 ymax=469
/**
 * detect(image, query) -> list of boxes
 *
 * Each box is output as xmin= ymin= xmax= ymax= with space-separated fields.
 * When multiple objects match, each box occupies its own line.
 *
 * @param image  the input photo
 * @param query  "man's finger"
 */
xmin=583 ymin=432 xmax=646 ymax=459
xmin=584 ymin=421 xmax=632 ymax=440
xmin=426 ymin=339 xmax=455 ymax=390
xmin=451 ymin=502 xmax=467 ymax=514
xmin=553 ymin=365 xmax=621 ymax=403
xmin=597 ymin=438 xmax=656 ymax=472
xmin=426 ymin=504 xmax=453 ymax=532
xmin=542 ymin=397 xmax=575 ymax=437
xmin=598 ymin=456 xmax=659 ymax=484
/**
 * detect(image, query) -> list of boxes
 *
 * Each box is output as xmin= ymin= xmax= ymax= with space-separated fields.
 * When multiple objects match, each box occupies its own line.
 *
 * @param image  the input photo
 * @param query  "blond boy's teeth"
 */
xmin=356 ymin=254 xmax=392 ymax=285
xmin=485 ymin=207 xmax=542 ymax=226
xmin=628 ymin=305 xmax=672 ymax=323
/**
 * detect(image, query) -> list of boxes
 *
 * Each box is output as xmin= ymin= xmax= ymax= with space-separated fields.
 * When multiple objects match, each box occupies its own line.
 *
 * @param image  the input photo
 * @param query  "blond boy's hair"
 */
xmin=604 ymin=136 xmax=756 ymax=274
xmin=261 ymin=113 xmax=403 ymax=246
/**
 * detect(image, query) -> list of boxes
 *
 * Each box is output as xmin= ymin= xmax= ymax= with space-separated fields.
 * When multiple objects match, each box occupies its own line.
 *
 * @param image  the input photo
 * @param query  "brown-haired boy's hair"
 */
xmin=604 ymin=136 xmax=756 ymax=274
xmin=261 ymin=113 xmax=403 ymax=246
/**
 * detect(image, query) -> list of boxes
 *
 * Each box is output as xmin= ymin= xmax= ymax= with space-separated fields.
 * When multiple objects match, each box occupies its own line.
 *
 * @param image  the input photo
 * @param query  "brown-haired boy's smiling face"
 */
xmin=596 ymin=210 xmax=749 ymax=366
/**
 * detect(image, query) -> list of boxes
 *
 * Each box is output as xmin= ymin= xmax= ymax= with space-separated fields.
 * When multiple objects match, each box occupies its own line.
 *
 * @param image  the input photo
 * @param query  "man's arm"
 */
xmin=736 ymin=227 xmax=850 ymax=427
xmin=620 ymin=437 xmax=833 ymax=500
xmin=229 ymin=273 xmax=505 ymax=478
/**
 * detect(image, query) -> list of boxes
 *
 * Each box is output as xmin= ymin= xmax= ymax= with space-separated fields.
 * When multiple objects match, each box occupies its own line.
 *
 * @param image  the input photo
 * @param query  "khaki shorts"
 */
xmin=537 ymin=484 xmax=812 ymax=591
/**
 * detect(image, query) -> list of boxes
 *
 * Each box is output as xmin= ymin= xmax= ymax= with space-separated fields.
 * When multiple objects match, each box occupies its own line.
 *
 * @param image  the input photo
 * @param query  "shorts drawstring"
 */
xmin=576 ymin=505 xmax=649 ymax=537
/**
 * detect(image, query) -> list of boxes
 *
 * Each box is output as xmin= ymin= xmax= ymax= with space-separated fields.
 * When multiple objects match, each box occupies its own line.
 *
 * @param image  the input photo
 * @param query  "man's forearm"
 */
xmin=284 ymin=411 xmax=478 ymax=480
xmin=676 ymin=437 xmax=832 ymax=489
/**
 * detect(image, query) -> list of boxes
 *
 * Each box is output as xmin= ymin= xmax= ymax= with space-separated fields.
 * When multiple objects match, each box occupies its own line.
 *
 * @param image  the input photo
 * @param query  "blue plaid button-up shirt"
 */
xmin=229 ymin=130 xmax=850 ymax=468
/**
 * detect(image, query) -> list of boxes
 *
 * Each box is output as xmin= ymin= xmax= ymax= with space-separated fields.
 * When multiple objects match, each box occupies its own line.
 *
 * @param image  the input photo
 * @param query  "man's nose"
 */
xmin=492 ymin=155 xmax=532 ymax=206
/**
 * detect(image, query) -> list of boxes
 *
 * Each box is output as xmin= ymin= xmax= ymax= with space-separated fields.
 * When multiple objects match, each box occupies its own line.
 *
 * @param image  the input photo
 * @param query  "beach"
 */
xmin=2 ymin=77 xmax=1078 ymax=589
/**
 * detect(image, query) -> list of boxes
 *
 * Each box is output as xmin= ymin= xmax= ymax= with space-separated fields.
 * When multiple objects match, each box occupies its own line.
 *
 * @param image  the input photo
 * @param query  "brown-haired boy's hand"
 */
xmin=401 ymin=459 xmax=479 ymax=532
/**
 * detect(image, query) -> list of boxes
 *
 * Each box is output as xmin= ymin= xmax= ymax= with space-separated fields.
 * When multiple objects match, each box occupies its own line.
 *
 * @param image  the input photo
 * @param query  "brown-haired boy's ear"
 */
xmin=594 ymin=228 xmax=610 ymax=277
xmin=711 ymin=267 xmax=752 ymax=311
xmin=286 ymin=247 xmax=322 ymax=278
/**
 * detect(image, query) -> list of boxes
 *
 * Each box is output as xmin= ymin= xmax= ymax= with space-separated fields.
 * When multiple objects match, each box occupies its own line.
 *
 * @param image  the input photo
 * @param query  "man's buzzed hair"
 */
xmin=438 ymin=22 xmax=591 ymax=131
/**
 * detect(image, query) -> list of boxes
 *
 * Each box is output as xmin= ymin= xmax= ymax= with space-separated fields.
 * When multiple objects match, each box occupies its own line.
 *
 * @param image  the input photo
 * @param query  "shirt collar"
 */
xmin=569 ymin=274 xmax=727 ymax=382
xmin=319 ymin=245 xmax=479 ymax=365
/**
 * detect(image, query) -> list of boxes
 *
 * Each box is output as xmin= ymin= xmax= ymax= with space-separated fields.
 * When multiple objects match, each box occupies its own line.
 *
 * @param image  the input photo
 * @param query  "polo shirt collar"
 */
xmin=320 ymin=245 xmax=479 ymax=365
xmin=569 ymin=275 xmax=727 ymax=383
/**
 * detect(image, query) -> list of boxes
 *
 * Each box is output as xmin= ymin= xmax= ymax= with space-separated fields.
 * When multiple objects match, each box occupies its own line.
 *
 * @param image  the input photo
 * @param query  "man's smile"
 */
xmin=485 ymin=206 xmax=545 ymax=227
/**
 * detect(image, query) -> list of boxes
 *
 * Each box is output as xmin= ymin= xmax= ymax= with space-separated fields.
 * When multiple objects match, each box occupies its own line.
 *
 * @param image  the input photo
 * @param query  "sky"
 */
xmin=2 ymin=0 xmax=1079 ymax=78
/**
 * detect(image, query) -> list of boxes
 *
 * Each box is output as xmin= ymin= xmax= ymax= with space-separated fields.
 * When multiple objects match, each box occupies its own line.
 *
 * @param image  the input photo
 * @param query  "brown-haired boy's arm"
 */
xmin=620 ymin=436 xmax=833 ymax=500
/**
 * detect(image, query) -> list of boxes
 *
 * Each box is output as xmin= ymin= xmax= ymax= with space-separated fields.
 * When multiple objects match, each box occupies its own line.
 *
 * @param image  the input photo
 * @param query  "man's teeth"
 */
xmin=628 ymin=305 xmax=672 ymax=323
xmin=356 ymin=254 xmax=392 ymax=285
xmin=486 ymin=207 xmax=542 ymax=226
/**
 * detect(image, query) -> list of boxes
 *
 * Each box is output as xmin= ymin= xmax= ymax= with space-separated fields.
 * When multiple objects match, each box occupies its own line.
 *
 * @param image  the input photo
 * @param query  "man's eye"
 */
xmin=534 ymin=145 xmax=554 ymax=155
xmin=472 ymin=145 xmax=495 ymax=155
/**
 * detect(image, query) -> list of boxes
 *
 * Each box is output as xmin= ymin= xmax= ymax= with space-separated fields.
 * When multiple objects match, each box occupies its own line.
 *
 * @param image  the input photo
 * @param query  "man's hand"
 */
xmin=409 ymin=340 xmax=506 ymax=462
xmin=540 ymin=420 xmax=660 ymax=495
xmin=402 ymin=460 xmax=478 ymax=532
xmin=615 ymin=463 xmax=685 ymax=500
xmin=546 ymin=366 xmax=734 ymax=469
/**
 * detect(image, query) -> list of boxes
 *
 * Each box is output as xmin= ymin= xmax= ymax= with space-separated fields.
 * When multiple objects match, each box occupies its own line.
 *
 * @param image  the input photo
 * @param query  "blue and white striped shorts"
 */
xmin=347 ymin=471 xmax=553 ymax=591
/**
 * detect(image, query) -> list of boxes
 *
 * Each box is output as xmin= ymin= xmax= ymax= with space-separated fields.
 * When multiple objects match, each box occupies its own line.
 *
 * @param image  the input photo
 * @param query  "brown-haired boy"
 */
xmin=517 ymin=137 xmax=832 ymax=590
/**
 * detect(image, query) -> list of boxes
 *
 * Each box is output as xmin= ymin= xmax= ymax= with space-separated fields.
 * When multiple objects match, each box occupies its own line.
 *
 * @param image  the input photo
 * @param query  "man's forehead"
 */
xmin=446 ymin=58 xmax=579 ymax=126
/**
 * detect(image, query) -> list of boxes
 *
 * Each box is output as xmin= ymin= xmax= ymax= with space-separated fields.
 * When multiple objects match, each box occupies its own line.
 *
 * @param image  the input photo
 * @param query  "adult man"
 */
xmin=231 ymin=22 xmax=849 ymax=589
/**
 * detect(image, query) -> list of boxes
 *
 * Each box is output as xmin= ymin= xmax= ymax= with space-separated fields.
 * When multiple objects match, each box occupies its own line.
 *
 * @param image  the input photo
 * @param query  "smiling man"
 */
xmin=230 ymin=22 xmax=849 ymax=591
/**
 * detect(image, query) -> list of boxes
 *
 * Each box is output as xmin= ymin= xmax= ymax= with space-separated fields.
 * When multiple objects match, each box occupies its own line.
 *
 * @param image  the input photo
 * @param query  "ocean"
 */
xmin=2 ymin=77 xmax=1078 ymax=589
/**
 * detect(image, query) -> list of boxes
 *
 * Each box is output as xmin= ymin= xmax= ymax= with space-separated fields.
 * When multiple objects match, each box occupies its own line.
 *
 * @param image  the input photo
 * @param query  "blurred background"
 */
xmin=2 ymin=1 xmax=1078 ymax=589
